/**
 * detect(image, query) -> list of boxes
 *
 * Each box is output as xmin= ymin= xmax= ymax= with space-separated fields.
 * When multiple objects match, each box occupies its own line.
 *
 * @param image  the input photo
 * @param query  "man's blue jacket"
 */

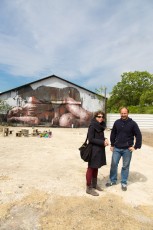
xmin=110 ymin=117 xmax=142 ymax=149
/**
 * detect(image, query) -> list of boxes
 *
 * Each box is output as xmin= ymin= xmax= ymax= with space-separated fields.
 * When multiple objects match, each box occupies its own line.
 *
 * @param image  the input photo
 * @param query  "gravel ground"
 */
xmin=0 ymin=127 xmax=153 ymax=230
xmin=141 ymin=130 xmax=153 ymax=147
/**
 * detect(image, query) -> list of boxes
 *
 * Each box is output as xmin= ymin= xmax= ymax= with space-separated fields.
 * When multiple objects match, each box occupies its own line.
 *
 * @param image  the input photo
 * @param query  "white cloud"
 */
xmin=0 ymin=0 xmax=153 ymax=93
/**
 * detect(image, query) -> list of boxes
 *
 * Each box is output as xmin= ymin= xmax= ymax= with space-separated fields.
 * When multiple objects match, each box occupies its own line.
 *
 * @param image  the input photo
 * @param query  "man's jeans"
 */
xmin=110 ymin=147 xmax=132 ymax=185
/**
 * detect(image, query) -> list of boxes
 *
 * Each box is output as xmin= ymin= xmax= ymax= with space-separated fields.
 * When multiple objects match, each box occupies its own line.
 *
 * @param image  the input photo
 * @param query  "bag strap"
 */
xmin=84 ymin=135 xmax=88 ymax=144
xmin=84 ymin=124 xmax=94 ymax=144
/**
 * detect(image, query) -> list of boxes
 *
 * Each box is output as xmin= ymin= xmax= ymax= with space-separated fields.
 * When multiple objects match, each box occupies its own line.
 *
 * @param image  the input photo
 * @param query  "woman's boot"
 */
xmin=92 ymin=178 xmax=103 ymax=191
xmin=86 ymin=185 xmax=99 ymax=196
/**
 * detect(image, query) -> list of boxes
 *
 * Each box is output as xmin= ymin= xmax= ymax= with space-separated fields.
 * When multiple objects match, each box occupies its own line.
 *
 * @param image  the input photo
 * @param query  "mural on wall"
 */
xmin=7 ymin=86 xmax=93 ymax=127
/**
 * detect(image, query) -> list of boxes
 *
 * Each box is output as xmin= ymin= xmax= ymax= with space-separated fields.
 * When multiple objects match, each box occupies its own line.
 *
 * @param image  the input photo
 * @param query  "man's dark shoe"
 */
xmin=121 ymin=184 xmax=127 ymax=191
xmin=105 ymin=182 xmax=116 ymax=187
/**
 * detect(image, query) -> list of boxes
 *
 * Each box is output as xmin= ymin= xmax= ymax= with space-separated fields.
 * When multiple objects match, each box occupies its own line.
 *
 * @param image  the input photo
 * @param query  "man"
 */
xmin=106 ymin=107 xmax=142 ymax=191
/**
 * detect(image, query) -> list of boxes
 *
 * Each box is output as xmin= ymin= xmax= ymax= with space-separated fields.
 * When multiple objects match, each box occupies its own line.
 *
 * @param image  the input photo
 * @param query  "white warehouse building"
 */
xmin=0 ymin=75 xmax=106 ymax=127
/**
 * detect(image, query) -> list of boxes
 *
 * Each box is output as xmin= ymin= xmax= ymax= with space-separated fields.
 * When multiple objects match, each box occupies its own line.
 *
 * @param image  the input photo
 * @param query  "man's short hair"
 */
xmin=119 ymin=107 xmax=129 ymax=113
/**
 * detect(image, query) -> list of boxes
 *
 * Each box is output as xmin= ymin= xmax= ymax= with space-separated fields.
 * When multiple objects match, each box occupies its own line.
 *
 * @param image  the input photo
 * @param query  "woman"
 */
xmin=86 ymin=110 xmax=109 ymax=196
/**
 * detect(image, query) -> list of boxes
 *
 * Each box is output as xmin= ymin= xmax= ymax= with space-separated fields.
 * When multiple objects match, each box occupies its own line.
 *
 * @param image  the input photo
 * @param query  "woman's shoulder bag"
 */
xmin=79 ymin=135 xmax=92 ymax=162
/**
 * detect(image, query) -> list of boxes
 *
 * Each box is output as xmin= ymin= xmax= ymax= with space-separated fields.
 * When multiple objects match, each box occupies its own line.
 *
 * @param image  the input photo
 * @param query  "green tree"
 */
xmin=107 ymin=71 xmax=153 ymax=112
xmin=140 ymin=88 xmax=153 ymax=105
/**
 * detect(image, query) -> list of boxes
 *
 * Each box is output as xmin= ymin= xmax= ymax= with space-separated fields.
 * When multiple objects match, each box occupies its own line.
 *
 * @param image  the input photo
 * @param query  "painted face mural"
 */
xmin=7 ymin=86 xmax=93 ymax=127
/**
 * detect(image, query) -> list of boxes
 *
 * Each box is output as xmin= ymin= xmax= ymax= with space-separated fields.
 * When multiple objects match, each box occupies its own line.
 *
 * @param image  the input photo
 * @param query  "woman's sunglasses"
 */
xmin=96 ymin=115 xmax=103 ymax=118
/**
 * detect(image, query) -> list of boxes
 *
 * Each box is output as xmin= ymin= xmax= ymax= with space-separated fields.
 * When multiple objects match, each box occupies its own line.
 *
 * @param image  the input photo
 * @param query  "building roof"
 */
xmin=0 ymin=74 xmax=105 ymax=98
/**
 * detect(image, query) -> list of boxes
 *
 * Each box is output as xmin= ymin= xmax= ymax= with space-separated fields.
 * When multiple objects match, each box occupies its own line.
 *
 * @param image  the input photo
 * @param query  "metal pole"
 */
xmin=104 ymin=87 xmax=106 ymax=113
xmin=104 ymin=87 xmax=107 ymax=125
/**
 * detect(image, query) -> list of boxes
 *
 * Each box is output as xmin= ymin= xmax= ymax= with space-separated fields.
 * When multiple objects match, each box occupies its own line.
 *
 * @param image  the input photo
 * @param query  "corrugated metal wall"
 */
xmin=107 ymin=114 xmax=153 ymax=129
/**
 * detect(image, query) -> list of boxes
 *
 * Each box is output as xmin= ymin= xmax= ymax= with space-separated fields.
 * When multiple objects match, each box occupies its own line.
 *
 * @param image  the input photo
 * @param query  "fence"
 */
xmin=107 ymin=114 xmax=153 ymax=129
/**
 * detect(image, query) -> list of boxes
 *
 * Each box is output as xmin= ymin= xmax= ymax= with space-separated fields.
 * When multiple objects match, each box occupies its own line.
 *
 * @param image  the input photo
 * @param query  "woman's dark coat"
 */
xmin=87 ymin=118 xmax=107 ymax=168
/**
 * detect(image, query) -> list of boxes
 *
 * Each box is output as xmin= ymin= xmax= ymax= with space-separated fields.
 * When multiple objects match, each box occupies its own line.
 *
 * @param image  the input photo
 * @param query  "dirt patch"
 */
xmin=40 ymin=195 xmax=153 ymax=230
xmin=1 ymin=191 xmax=153 ymax=230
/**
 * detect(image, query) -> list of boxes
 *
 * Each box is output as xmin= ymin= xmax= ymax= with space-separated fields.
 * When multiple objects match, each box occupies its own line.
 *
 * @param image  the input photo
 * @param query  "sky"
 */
xmin=0 ymin=0 xmax=153 ymax=95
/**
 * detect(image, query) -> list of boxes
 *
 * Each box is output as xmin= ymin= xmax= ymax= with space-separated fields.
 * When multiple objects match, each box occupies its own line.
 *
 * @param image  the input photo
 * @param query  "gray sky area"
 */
xmin=0 ymin=0 xmax=153 ymax=94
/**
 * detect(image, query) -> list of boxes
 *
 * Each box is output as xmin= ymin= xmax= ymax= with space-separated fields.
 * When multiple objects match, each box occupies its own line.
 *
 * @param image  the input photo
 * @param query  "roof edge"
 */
xmin=0 ymin=74 xmax=105 ymax=98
